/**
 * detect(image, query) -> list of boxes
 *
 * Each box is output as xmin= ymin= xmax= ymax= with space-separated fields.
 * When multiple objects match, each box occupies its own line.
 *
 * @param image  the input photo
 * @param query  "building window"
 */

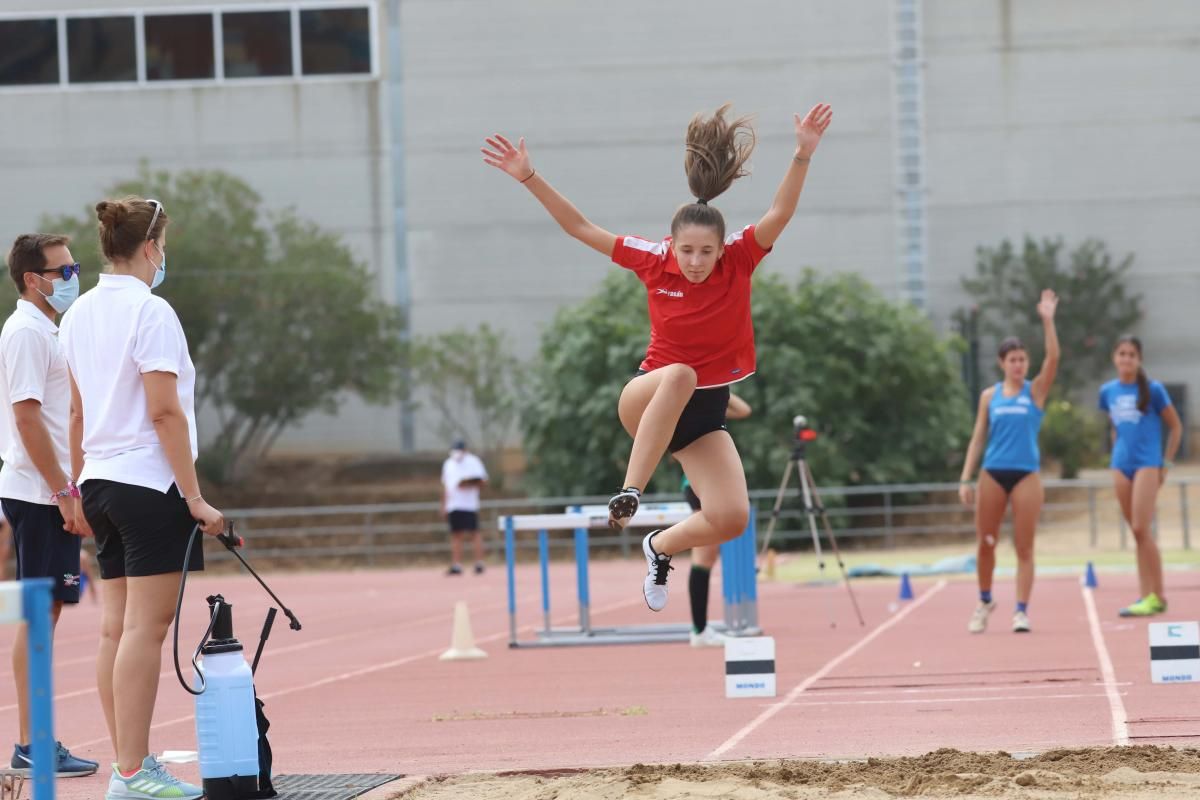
xmin=67 ymin=16 xmax=137 ymax=83
xmin=300 ymin=7 xmax=370 ymax=75
xmin=223 ymin=10 xmax=292 ymax=78
xmin=146 ymin=13 xmax=215 ymax=81
xmin=0 ymin=18 xmax=59 ymax=85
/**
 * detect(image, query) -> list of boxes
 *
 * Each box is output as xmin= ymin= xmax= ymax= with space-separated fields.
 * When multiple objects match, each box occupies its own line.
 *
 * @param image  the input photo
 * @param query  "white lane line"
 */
xmin=1081 ymin=584 xmax=1129 ymax=746
xmin=789 ymin=691 xmax=1121 ymax=708
xmin=707 ymin=579 xmax=948 ymax=760
xmin=800 ymin=680 xmax=1132 ymax=699
xmin=67 ymin=594 xmax=647 ymax=749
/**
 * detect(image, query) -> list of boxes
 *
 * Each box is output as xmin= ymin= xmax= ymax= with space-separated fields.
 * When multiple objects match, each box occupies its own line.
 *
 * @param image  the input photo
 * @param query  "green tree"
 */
xmin=961 ymin=237 xmax=1142 ymax=399
xmin=39 ymin=166 xmax=406 ymax=482
xmin=411 ymin=324 xmax=525 ymax=472
xmin=521 ymin=270 xmax=972 ymax=495
xmin=1040 ymin=398 xmax=1106 ymax=478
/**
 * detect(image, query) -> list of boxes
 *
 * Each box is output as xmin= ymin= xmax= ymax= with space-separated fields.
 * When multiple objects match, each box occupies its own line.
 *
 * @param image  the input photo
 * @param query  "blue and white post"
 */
xmin=504 ymin=516 xmax=518 ymax=647
xmin=0 ymin=577 xmax=56 ymax=800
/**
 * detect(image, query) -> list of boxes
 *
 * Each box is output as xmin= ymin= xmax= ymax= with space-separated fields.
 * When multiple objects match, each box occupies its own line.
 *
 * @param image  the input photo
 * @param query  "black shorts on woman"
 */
xmin=633 ymin=369 xmax=730 ymax=453
xmin=83 ymin=480 xmax=204 ymax=579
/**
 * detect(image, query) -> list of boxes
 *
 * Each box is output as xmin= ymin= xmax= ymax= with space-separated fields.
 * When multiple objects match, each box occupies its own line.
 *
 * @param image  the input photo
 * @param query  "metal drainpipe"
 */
xmin=384 ymin=0 xmax=414 ymax=450
xmin=891 ymin=0 xmax=928 ymax=310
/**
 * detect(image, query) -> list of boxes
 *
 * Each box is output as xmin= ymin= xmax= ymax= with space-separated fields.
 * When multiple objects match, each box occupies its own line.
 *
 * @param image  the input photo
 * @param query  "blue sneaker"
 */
xmin=105 ymin=755 xmax=203 ymax=799
xmin=10 ymin=741 xmax=99 ymax=777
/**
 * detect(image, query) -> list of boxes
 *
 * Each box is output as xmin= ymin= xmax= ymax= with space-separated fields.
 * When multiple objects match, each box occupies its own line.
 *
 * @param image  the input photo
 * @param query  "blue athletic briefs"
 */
xmin=982 ymin=381 xmax=1043 ymax=472
xmin=1099 ymin=379 xmax=1171 ymax=472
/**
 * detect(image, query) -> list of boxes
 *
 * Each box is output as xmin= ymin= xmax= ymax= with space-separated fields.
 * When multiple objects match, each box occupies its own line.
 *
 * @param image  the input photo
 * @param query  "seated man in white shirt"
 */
xmin=441 ymin=439 xmax=489 ymax=575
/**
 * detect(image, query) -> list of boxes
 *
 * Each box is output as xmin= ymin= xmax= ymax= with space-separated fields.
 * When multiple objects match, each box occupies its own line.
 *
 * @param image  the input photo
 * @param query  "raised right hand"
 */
xmin=481 ymin=134 xmax=535 ymax=183
xmin=1036 ymin=288 xmax=1059 ymax=321
xmin=190 ymin=499 xmax=226 ymax=537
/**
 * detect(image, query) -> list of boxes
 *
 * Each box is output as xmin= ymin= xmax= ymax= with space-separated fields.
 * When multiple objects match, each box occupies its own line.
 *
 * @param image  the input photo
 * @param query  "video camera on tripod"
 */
xmin=792 ymin=415 xmax=818 ymax=447
xmin=760 ymin=412 xmax=864 ymax=627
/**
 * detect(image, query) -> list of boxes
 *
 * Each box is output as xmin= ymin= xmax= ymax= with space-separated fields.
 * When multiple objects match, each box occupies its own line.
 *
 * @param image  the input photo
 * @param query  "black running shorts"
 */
xmin=2 ymin=498 xmax=81 ymax=603
xmin=81 ymin=480 xmax=203 ymax=579
xmin=633 ymin=369 xmax=730 ymax=453
xmin=447 ymin=510 xmax=479 ymax=533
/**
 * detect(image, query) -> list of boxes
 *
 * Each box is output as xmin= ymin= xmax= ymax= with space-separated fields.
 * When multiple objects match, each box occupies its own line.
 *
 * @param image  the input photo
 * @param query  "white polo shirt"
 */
xmin=59 ymin=274 xmax=197 ymax=493
xmin=441 ymin=452 xmax=488 ymax=513
xmin=0 ymin=300 xmax=71 ymax=505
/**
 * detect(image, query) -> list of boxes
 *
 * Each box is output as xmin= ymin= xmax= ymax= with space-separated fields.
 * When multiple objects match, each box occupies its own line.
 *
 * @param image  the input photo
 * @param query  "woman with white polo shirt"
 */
xmin=60 ymin=196 xmax=223 ymax=800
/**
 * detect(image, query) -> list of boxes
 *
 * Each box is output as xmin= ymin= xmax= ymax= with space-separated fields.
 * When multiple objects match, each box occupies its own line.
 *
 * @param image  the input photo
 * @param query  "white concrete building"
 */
xmin=1 ymin=0 xmax=1197 ymax=453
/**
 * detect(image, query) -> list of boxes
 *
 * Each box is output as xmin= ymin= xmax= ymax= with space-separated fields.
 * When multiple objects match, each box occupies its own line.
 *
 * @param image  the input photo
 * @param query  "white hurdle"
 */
xmin=500 ymin=503 xmax=761 ymax=647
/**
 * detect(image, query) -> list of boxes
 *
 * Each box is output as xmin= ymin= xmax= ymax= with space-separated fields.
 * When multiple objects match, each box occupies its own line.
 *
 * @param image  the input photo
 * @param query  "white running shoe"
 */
xmin=967 ymin=600 xmax=996 ymax=634
xmin=105 ymin=755 xmax=203 ymax=800
xmin=642 ymin=531 xmax=673 ymax=611
xmin=1012 ymin=610 xmax=1031 ymax=633
xmin=690 ymin=626 xmax=727 ymax=648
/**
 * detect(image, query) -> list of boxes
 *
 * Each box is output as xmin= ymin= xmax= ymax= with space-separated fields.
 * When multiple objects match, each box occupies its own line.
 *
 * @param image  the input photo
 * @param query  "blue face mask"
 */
xmin=151 ymin=243 xmax=167 ymax=290
xmin=36 ymin=273 xmax=80 ymax=314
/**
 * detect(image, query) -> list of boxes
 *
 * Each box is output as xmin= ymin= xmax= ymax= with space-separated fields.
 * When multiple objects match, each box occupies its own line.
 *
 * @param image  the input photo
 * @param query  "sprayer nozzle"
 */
xmin=217 ymin=531 xmax=243 ymax=549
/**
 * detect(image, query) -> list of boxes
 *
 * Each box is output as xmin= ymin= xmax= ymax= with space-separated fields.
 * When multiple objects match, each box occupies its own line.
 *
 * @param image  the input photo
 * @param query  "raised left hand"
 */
xmin=794 ymin=103 xmax=833 ymax=158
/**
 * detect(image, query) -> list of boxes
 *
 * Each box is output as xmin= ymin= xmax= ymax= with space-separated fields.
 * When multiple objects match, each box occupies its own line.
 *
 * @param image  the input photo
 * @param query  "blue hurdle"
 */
xmin=500 ymin=504 xmax=761 ymax=647
xmin=0 ymin=578 xmax=56 ymax=800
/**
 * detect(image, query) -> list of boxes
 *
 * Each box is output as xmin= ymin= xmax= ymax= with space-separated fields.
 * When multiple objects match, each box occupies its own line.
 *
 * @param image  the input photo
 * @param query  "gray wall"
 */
xmin=2 ymin=0 xmax=1197 ymax=454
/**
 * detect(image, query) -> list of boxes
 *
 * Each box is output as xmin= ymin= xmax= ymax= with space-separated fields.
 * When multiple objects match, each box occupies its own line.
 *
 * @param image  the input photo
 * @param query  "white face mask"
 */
xmin=150 ymin=242 xmax=167 ymax=290
xmin=35 ymin=273 xmax=80 ymax=313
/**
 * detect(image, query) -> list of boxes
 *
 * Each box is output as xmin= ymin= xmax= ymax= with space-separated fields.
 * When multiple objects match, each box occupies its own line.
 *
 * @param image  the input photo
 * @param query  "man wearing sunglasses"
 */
xmin=0 ymin=233 xmax=97 ymax=777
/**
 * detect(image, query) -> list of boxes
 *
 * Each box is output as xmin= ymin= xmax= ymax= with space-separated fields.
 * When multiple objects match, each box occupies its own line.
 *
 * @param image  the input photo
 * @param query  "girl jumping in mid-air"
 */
xmin=483 ymin=102 xmax=832 ymax=610
xmin=959 ymin=290 xmax=1059 ymax=634
xmin=1099 ymin=336 xmax=1182 ymax=617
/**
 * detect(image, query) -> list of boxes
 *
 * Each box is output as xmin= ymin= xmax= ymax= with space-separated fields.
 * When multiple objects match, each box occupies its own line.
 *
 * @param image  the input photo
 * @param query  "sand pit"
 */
xmin=393 ymin=746 xmax=1200 ymax=799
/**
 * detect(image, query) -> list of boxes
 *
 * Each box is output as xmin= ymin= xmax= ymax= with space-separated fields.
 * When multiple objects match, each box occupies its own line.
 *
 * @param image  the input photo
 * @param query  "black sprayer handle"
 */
xmin=252 ymin=608 xmax=277 ymax=675
xmin=217 ymin=528 xmax=244 ymax=549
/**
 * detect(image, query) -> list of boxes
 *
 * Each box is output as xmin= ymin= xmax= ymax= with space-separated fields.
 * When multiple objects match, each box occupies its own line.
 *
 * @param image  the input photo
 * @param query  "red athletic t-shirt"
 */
xmin=611 ymin=224 xmax=771 ymax=388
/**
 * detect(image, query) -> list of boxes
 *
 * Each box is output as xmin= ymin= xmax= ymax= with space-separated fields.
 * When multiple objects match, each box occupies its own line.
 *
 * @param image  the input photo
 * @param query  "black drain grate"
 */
xmin=273 ymin=773 xmax=404 ymax=800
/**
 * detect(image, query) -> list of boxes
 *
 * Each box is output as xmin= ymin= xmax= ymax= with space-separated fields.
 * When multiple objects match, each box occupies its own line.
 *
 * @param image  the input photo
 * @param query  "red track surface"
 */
xmin=2 ymin=559 xmax=1196 ymax=799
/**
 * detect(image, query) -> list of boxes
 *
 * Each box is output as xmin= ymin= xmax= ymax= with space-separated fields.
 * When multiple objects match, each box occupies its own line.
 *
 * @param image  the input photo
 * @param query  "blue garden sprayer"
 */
xmin=173 ymin=524 xmax=302 ymax=800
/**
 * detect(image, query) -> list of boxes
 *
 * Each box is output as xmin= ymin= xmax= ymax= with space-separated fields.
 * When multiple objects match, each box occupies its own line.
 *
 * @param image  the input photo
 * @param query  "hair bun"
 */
xmin=95 ymin=200 xmax=129 ymax=228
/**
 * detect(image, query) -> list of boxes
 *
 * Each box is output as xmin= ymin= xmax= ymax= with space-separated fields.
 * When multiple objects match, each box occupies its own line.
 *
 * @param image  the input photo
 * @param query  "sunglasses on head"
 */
xmin=145 ymin=198 xmax=163 ymax=240
xmin=37 ymin=263 xmax=82 ymax=281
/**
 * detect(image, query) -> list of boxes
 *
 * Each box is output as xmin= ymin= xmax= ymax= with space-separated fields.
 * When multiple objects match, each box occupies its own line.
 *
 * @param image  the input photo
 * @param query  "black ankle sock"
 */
xmin=623 ymin=486 xmax=642 ymax=496
xmin=689 ymin=565 xmax=711 ymax=633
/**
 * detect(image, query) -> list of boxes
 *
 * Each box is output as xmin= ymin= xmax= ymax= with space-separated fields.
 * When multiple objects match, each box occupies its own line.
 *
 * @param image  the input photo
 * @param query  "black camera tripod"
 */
xmin=759 ymin=415 xmax=864 ymax=627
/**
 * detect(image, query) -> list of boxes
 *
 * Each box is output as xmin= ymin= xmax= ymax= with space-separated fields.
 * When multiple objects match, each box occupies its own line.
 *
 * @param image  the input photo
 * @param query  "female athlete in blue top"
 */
xmin=1098 ymin=335 xmax=1182 ymax=617
xmin=959 ymin=290 xmax=1059 ymax=634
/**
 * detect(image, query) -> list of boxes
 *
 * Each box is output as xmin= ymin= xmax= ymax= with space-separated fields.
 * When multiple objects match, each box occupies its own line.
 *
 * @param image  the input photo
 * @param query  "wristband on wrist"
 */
xmin=49 ymin=479 xmax=80 ymax=504
xmin=186 ymin=494 xmax=203 ymax=505
xmin=793 ymin=155 xmax=811 ymax=165
xmin=519 ymin=169 xmax=536 ymax=184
